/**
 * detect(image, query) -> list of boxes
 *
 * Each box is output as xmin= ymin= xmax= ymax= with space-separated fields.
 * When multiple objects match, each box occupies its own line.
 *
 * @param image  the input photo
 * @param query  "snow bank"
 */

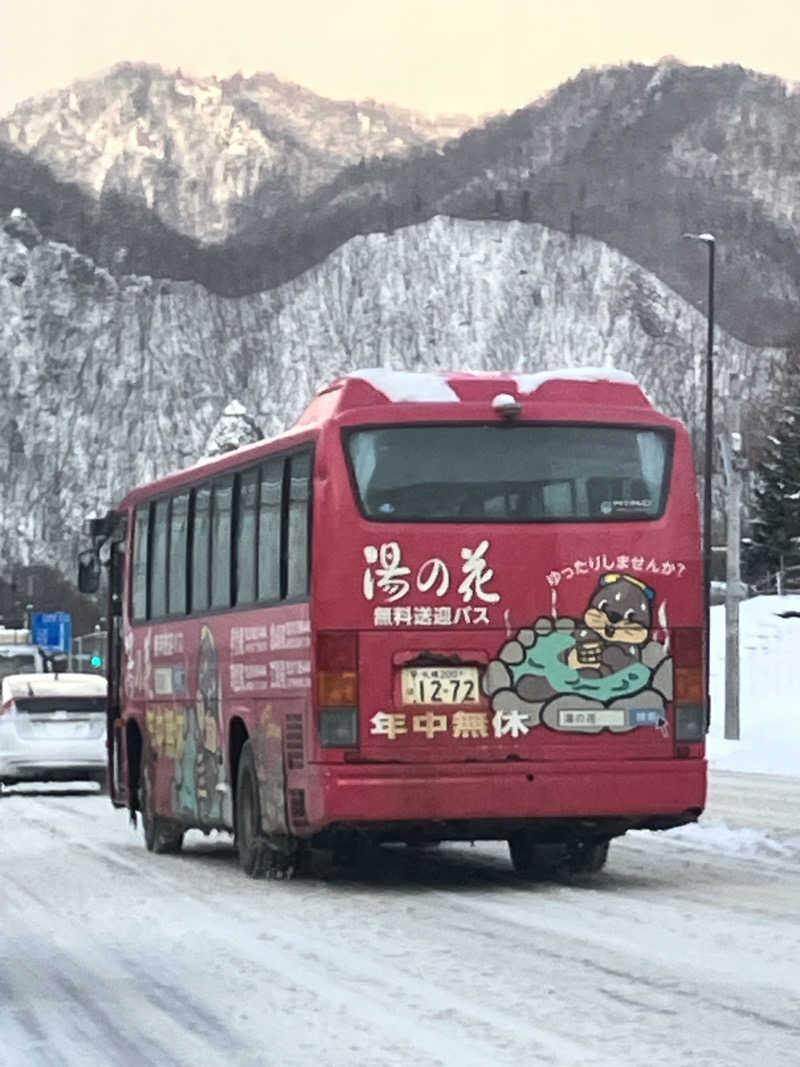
xmin=707 ymin=595 xmax=800 ymax=777
xmin=655 ymin=821 xmax=800 ymax=860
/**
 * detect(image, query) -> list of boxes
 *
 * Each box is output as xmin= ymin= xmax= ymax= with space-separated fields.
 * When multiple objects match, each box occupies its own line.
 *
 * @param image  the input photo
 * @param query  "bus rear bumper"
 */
xmin=307 ymin=758 xmax=706 ymax=839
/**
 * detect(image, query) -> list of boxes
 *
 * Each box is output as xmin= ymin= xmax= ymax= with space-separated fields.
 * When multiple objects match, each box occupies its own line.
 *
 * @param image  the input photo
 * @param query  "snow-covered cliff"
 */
xmin=0 ymin=211 xmax=781 ymax=572
xmin=0 ymin=64 xmax=471 ymax=243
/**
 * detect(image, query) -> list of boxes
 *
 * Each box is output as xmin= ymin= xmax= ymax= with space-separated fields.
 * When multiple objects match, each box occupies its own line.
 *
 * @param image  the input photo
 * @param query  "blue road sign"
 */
xmin=31 ymin=611 xmax=73 ymax=652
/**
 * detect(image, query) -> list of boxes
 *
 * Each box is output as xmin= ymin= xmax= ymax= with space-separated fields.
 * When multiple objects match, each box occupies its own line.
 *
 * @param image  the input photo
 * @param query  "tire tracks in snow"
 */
xmin=6 ymin=791 xmax=800 ymax=1066
xmin=3 ymin=794 xmax=619 ymax=1066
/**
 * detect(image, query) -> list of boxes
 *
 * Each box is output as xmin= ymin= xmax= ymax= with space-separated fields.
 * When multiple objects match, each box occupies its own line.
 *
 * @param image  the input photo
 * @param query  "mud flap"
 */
xmin=252 ymin=705 xmax=290 ymax=839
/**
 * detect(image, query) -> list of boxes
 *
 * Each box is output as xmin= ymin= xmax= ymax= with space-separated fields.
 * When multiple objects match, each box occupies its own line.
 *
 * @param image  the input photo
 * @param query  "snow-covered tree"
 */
xmin=203 ymin=401 xmax=263 ymax=458
xmin=747 ymin=369 xmax=800 ymax=582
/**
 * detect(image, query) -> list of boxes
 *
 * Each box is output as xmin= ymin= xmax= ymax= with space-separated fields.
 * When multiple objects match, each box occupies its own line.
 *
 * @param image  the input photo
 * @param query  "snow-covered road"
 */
xmin=1 ymin=772 xmax=799 ymax=1067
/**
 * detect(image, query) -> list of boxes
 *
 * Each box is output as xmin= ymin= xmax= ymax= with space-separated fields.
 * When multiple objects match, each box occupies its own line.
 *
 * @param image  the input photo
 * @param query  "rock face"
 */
xmin=2 ymin=61 xmax=800 ymax=345
xmin=0 ymin=64 xmax=472 ymax=244
xmin=1 ymin=58 xmax=799 ymax=575
xmin=0 ymin=212 xmax=782 ymax=573
xmin=204 ymin=402 xmax=264 ymax=458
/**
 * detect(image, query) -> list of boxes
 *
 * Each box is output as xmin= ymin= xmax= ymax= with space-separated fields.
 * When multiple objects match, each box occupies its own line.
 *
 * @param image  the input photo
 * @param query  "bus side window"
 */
xmin=150 ymin=499 xmax=170 ymax=619
xmin=258 ymin=458 xmax=283 ymax=602
xmin=132 ymin=505 xmax=150 ymax=621
xmin=286 ymin=452 xmax=312 ymax=599
xmin=211 ymin=477 xmax=234 ymax=609
xmin=192 ymin=486 xmax=211 ymax=612
xmin=168 ymin=492 xmax=189 ymax=615
xmin=235 ymin=468 xmax=259 ymax=605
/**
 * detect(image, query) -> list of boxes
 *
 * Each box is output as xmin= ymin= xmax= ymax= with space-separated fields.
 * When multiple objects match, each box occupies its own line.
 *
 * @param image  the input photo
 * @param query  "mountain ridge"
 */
xmin=1 ymin=60 xmax=798 ymax=346
xmin=0 ymin=62 xmax=473 ymax=244
xmin=0 ymin=210 xmax=783 ymax=573
xmin=1 ymin=59 xmax=798 ymax=578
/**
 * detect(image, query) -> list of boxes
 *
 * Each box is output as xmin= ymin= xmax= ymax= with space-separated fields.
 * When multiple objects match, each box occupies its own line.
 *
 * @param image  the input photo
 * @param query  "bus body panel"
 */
xmin=98 ymin=370 xmax=706 ymax=855
xmin=120 ymin=601 xmax=311 ymax=836
xmin=310 ymin=759 xmax=705 ymax=831
xmin=301 ymin=381 xmax=705 ymax=839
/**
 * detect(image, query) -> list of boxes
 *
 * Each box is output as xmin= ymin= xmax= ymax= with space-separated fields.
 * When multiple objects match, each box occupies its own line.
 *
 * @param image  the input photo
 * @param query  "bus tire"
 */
xmin=508 ymin=833 xmax=564 ymax=880
xmin=140 ymin=762 xmax=184 ymax=855
xmin=235 ymin=741 xmax=269 ymax=878
xmin=567 ymin=838 xmax=610 ymax=877
xmin=509 ymin=833 xmax=610 ymax=880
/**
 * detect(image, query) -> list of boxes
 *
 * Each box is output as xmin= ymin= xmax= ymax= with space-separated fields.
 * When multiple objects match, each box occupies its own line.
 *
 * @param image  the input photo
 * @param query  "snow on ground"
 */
xmin=2 ymin=595 xmax=800 ymax=1066
xmin=660 ymin=593 xmax=800 ymax=864
xmin=2 ymin=782 xmax=800 ymax=1067
xmin=707 ymin=594 xmax=800 ymax=776
xmin=654 ymin=818 xmax=800 ymax=859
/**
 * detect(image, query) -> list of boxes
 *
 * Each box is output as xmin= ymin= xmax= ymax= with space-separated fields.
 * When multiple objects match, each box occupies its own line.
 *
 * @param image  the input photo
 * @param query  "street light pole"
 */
xmin=683 ymin=232 xmax=715 ymax=727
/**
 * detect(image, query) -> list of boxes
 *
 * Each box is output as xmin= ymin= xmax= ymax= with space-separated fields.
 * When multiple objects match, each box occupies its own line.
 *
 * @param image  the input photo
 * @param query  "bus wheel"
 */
xmin=508 ymin=833 xmax=564 ymax=880
xmin=566 ymin=838 xmax=610 ymax=877
xmin=140 ymin=763 xmax=184 ymax=855
xmin=235 ymin=741 xmax=269 ymax=878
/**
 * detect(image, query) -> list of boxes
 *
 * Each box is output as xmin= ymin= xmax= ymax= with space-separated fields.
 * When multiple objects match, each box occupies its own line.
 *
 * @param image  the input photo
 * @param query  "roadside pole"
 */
xmin=721 ymin=372 xmax=742 ymax=740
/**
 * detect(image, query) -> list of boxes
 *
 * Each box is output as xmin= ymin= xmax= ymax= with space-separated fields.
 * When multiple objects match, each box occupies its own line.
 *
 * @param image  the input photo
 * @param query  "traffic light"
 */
xmin=90 ymin=654 xmax=103 ymax=669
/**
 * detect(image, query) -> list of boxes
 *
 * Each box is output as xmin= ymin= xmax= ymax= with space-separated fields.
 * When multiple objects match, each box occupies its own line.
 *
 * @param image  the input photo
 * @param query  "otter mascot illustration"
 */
xmin=566 ymin=573 xmax=653 ymax=676
xmin=175 ymin=625 xmax=224 ymax=821
xmin=483 ymin=573 xmax=673 ymax=734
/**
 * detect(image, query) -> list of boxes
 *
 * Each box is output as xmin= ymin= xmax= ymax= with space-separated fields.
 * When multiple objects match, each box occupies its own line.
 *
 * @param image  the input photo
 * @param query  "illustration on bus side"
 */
xmin=175 ymin=625 xmax=224 ymax=820
xmin=483 ymin=572 xmax=674 ymax=735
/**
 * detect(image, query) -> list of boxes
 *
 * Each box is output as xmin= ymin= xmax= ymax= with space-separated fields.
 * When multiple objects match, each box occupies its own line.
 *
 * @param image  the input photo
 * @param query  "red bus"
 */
xmin=79 ymin=367 xmax=707 ymax=879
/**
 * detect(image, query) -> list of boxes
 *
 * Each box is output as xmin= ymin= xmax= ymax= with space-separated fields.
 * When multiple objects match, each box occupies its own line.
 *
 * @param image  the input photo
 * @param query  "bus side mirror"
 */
xmin=78 ymin=550 xmax=101 ymax=594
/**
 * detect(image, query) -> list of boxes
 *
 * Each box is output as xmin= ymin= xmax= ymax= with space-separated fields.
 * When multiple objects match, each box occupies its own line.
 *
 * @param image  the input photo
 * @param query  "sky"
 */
xmin=3 ymin=0 xmax=800 ymax=118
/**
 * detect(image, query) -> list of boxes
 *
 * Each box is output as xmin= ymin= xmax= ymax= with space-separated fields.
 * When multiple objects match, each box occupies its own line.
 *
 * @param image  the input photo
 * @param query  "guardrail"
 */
xmin=747 ymin=564 xmax=800 ymax=596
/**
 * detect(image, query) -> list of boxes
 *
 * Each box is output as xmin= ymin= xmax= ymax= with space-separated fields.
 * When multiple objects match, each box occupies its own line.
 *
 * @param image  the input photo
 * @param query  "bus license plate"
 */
xmin=401 ymin=667 xmax=480 ymax=705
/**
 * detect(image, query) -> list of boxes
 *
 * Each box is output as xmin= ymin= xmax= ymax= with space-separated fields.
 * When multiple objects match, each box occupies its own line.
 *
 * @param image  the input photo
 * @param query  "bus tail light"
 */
xmin=672 ymin=627 xmax=707 ymax=742
xmin=318 ymin=631 xmax=359 ymax=748
xmin=318 ymin=671 xmax=358 ymax=706
xmin=674 ymin=667 xmax=703 ymax=704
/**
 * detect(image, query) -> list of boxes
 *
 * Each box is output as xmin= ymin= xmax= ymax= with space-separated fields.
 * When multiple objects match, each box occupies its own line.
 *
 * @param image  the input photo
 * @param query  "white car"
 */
xmin=0 ymin=643 xmax=49 ymax=681
xmin=0 ymin=673 xmax=107 ymax=789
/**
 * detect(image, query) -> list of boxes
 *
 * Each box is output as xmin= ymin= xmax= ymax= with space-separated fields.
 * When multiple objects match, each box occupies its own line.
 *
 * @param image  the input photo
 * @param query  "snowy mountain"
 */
xmin=0 ymin=209 xmax=782 ymax=572
xmin=297 ymin=59 xmax=800 ymax=347
xmin=1 ymin=60 xmax=798 ymax=346
xmin=0 ymin=63 xmax=471 ymax=244
xmin=1 ymin=59 xmax=799 ymax=577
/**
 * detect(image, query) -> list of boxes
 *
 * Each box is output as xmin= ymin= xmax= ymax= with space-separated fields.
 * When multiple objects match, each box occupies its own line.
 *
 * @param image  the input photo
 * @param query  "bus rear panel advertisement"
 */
xmin=82 ymin=368 xmax=706 ymax=879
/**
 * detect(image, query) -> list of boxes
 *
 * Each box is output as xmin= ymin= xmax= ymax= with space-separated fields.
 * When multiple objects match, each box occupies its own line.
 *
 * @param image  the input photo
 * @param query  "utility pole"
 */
xmin=720 ymin=371 xmax=743 ymax=740
xmin=683 ymin=232 xmax=716 ymax=728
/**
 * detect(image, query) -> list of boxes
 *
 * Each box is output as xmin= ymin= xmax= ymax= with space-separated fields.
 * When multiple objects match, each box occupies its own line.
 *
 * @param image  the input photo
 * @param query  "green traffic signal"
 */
xmin=90 ymin=654 xmax=103 ymax=668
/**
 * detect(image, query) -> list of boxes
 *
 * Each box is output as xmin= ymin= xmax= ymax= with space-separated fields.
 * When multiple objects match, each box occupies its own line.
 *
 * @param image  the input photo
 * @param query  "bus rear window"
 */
xmin=346 ymin=424 xmax=672 ymax=522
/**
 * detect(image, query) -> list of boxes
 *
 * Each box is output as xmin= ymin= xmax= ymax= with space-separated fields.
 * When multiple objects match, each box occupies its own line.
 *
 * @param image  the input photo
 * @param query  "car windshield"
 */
xmin=0 ymin=652 xmax=37 ymax=681
xmin=346 ymin=424 xmax=671 ymax=522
